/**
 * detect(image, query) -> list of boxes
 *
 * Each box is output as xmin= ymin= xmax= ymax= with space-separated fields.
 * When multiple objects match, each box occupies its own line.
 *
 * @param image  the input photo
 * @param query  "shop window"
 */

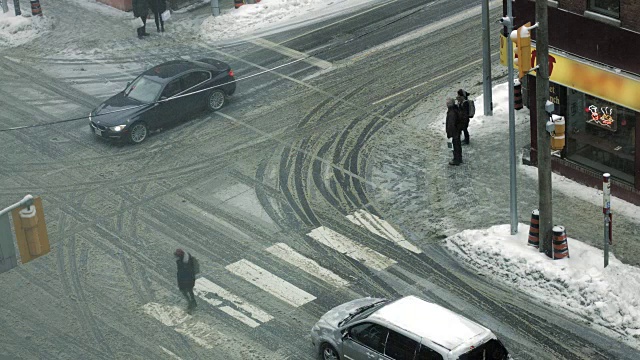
xmin=588 ymin=0 xmax=620 ymax=19
xmin=566 ymin=94 xmax=635 ymax=183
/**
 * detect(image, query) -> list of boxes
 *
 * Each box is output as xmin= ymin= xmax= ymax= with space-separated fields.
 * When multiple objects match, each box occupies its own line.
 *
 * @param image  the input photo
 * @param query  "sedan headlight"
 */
xmin=89 ymin=112 xmax=93 ymax=122
xmin=110 ymin=125 xmax=126 ymax=132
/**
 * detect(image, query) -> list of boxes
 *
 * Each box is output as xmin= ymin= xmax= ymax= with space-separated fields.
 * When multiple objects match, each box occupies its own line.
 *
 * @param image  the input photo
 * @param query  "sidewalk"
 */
xmin=366 ymin=62 xmax=640 ymax=268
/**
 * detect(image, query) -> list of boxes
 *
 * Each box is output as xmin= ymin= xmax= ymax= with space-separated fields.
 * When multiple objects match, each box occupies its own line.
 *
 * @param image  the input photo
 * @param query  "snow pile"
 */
xmin=446 ymin=223 xmax=640 ymax=346
xmin=0 ymin=6 xmax=52 ymax=48
xmin=200 ymin=0 xmax=376 ymax=43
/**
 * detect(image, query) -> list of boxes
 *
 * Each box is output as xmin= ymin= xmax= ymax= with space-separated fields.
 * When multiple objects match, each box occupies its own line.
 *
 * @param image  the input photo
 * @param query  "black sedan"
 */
xmin=89 ymin=59 xmax=236 ymax=143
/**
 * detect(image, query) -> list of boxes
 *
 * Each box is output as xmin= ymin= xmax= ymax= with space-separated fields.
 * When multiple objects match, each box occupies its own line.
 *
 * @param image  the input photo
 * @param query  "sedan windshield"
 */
xmin=125 ymin=76 xmax=162 ymax=103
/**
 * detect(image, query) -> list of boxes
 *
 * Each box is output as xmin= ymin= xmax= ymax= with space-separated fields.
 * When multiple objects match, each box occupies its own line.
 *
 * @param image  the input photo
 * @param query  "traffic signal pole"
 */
xmin=504 ymin=2 xmax=518 ymax=235
xmin=535 ymin=0 xmax=553 ymax=255
xmin=481 ymin=0 xmax=492 ymax=116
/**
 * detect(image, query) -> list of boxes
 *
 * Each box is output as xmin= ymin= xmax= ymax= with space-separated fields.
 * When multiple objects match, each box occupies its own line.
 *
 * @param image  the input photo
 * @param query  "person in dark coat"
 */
xmin=446 ymin=98 xmax=463 ymax=166
xmin=149 ymin=0 xmax=166 ymax=33
xmin=456 ymin=89 xmax=471 ymax=145
xmin=174 ymin=248 xmax=197 ymax=310
xmin=132 ymin=0 xmax=150 ymax=39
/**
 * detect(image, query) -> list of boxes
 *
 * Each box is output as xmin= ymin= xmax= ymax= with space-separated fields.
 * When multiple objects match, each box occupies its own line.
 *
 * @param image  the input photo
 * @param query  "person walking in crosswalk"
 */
xmin=174 ymin=248 xmax=197 ymax=311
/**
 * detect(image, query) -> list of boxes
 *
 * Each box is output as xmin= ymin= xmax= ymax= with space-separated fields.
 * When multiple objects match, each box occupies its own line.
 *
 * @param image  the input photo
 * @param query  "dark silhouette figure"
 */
xmin=174 ymin=248 xmax=197 ymax=311
xmin=456 ymin=89 xmax=471 ymax=145
xmin=149 ymin=0 xmax=166 ymax=33
xmin=446 ymin=98 xmax=463 ymax=165
xmin=132 ymin=0 xmax=150 ymax=39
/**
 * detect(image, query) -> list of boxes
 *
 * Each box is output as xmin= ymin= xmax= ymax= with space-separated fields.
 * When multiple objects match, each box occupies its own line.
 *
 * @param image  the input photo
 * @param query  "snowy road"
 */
xmin=1 ymin=0 xmax=639 ymax=359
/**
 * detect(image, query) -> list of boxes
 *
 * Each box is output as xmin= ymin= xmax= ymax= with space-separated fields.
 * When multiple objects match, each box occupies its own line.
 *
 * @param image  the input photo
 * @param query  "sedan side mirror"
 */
xmin=341 ymin=330 xmax=350 ymax=340
xmin=126 ymin=82 xmax=131 ymax=88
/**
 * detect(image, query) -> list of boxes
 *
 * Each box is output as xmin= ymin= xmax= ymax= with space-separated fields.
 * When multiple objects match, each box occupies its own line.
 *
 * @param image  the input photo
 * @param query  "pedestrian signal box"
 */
xmin=11 ymin=196 xmax=50 ymax=264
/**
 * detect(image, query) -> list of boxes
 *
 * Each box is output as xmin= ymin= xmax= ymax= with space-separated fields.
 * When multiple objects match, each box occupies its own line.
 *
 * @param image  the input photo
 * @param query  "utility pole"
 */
xmin=535 ymin=0 xmax=553 ymax=255
xmin=481 ymin=0 xmax=493 ymax=116
xmin=2 ymin=0 xmax=9 ymax=14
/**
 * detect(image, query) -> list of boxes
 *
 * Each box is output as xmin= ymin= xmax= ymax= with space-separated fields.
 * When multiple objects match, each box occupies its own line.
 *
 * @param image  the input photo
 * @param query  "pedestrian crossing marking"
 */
xmin=307 ymin=226 xmax=397 ymax=271
xmin=226 ymin=259 xmax=317 ymax=307
xmin=143 ymin=302 xmax=216 ymax=349
xmin=218 ymin=305 xmax=260 ymax=328
xmin=194 ymin=277 xmax=273 ymax=325
xmin=347 ymin=209 xmax=422 ymax=254
xmin=266 ymin=243 xmax=350 ymax=288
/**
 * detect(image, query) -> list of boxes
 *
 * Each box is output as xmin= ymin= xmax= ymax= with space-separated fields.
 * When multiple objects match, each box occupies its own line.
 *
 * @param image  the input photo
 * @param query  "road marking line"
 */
xmin=307 ymin=226 xmax=396 ymax=271
xmin=226 ymin=259 xmax=317 ymax=307
xmin=218 ymin=306 xmax=260 ymax=328
xmin=142 ymin=302 xmax=216 ymax=349
xmin=194 ymin=277 xmax=273 ymax=324
xmin=250 ymin=38 xmax=332 ymax=70
xmin=347 ymin=209 xmax=422 ymax=254
xmin=266 ymin=243 xmax=350 ymax=288
xmin=160 ymin=346 xmax=184 ymax=360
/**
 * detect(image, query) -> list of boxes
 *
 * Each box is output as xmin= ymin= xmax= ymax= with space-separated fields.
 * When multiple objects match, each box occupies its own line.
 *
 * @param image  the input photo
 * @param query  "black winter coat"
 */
xmin=446 ymin=105 xmax=460 ymax=139
xmin=176 ymin=255 xmax=196 ymax=290
xmin=149 ymin=0 xmax=167 ymax=14
xmin=457 ymin=95 xmax=470 ymax=128
xmin=132 ymin=0 xmax=149 ymax=18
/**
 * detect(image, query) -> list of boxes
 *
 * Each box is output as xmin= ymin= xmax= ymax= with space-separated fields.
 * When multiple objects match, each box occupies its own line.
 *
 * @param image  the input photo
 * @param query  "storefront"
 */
xmin=500 ymin=33 xmax=640 ymax=203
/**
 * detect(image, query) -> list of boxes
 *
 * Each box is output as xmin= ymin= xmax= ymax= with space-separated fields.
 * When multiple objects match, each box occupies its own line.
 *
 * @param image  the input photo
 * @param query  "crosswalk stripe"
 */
xmin=266 ymin=243 xmax=350 ymax=288
xmin=347 ymin=209 xmax=422 ymax=254
xmin=218 ymin=306 xmax=260 ymax=328
xmin=142 ymin=302 xmax=216 ymax=349
xmin=249 ymin=38 xmax=333 ymax=70
xmin=194 ymin=277 xmax=273 ymax=324
xmin=226 ymin=259 xmax=316 ymax=307
xmin=307 ymin=226 xmax=397 ymax=271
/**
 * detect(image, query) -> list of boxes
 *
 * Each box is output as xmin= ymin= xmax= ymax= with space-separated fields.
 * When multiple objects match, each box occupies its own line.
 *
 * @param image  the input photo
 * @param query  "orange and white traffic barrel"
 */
xmin=528 ymin=209 xmax=539 ymax=248
xmin=552 ymin=225 xmax=569 ymax=259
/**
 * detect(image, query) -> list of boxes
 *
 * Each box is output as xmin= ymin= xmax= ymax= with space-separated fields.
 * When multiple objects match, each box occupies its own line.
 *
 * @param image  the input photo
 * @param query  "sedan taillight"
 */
xmin=228 ymin=69 xmax=234 ymax=77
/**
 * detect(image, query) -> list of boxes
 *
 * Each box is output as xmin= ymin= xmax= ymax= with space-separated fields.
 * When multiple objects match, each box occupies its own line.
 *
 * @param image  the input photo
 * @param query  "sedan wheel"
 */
xmin=321 ymin=344 xmax=339 ymax=360
xmin=129 ymin=122 xmax=148 ymax=144
xmin=207 ymin=89 xmax=226 ymax=111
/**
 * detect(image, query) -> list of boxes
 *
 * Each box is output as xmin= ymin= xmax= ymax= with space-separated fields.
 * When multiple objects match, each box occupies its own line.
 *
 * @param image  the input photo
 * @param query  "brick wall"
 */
xmin=558 ymin=0 xmax=586 ymax=14
xmin=622 ymin=0 xmax=640 ymax=32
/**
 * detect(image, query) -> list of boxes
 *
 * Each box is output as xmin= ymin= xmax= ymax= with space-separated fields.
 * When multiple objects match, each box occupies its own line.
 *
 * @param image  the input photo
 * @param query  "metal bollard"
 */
xmin=13 ymin=0 xmax=20 ymax=16
xmin=210 ymin=0 xmax=219 ymax=16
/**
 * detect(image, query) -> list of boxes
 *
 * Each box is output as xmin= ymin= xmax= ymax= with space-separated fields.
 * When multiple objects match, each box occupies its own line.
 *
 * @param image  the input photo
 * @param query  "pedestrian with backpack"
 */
xmin=456 ymin=89 xmax=474 ymax=145
xmin=174 ymin=248 xmax=198 ymax=311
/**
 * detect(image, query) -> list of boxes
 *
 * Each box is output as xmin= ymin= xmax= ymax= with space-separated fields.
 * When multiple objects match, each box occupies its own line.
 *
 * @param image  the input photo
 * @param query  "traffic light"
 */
xmin=11 ymin=196 xmax=50 ymax=264
xmin=510 ymin=22 xmax=532 ymax=79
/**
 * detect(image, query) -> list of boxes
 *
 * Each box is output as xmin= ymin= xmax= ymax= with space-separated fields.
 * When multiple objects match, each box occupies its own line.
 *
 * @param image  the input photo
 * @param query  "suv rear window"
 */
xmin=458 ymin=339 xmax=509 ymax=360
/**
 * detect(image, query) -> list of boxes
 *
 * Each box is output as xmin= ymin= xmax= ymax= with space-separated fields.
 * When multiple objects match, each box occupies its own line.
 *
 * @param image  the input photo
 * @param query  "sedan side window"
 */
xmin=416 ymin=344 xmax=444 ymax=360
xmin=384 ymin=330 xmax=419 ymax=360
xmin=348 ymin=322 xmax=388 ymax=353
xmin=182 ymin=71 xmax=210 ymax=91
xmin=162 ymin=79 xmax=182 ymax=98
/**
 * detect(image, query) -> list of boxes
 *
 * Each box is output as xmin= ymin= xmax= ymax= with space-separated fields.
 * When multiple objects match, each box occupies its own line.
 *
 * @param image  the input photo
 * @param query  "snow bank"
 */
xmin=0 ymin=6 xmax=52 ymax=49
xmin=445 ymin=223 xmax=640 ymax=347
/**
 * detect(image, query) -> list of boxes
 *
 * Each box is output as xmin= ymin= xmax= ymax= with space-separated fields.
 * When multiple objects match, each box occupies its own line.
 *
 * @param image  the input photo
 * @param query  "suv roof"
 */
xmin=368 ymin=296 xmax=490 ymax=351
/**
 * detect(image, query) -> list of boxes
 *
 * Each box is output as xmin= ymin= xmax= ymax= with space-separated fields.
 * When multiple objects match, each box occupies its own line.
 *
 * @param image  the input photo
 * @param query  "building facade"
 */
xmin=505 ymin=0 xmax=640 ymax=204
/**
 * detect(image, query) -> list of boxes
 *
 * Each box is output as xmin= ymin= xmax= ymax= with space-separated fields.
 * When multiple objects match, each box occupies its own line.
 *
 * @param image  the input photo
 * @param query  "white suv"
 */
xmin=310 ymin=295 xmax=509 ymax=360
